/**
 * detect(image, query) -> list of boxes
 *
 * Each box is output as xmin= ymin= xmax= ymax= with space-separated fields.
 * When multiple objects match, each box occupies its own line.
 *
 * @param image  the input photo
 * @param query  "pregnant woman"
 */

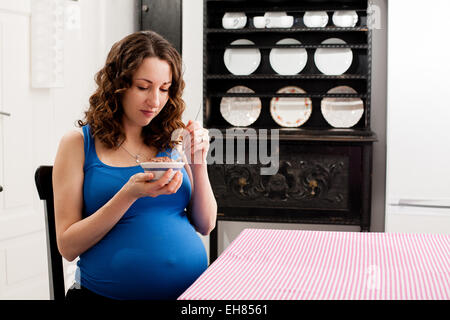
xmin=53 ymin=30 xmax=217 ymax=300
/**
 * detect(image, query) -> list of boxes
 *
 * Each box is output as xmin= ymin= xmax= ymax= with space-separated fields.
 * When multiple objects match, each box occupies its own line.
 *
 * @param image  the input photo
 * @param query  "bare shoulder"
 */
xmin=62 ymin=128 xmax=83 ymax=141
xmin=59 ymin=129 xmax=84 ymax=149
xmin=55 ymin=129 xmax=85 ymax=167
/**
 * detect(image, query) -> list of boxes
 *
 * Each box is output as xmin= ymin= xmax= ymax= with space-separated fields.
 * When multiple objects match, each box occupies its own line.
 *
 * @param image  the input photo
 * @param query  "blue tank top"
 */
xmin=75 ymin=125 xmax=207 ymax=299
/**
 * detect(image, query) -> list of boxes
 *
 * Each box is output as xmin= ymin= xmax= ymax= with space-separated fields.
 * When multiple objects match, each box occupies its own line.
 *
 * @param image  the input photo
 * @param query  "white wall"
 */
xmin=181 ymin=0 xmax=204 ymax=123
xmin=52 ymin=0 xmax=137 ymax=152
xmin=28 ymin=0 xmax=137 ymax=298
xmin=385 ymin=0 xmax=450 ymax=234
xmin=33 ymin=0 xmax=137 ymax=168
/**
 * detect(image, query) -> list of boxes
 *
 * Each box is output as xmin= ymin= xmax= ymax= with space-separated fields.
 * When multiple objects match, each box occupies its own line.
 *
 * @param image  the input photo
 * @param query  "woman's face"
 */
xmin=121 ymin=57 xmax=172 ymax=127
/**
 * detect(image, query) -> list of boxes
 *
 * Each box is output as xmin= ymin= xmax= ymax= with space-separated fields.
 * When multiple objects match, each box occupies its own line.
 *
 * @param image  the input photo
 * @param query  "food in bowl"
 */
xmin=148 ymin=156 xmax=173 ymax=163
xmin=140 ymin=158 xmax=184 ymax=181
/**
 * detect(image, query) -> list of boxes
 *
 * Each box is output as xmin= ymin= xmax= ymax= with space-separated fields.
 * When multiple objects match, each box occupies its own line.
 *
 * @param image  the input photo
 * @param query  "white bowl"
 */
xmin=303 ymin=11 xmax=329 ymax=28
xmin=253 ymin=16 xmax=266 ymax=28
xmin=140 ymin=161 xmax=184 ymax=181
xmin=266 ymin=15 xmax=294 ymax=28
xmin=264 ymin=11 xmax=288 ymax=18
xmin=332 ymin=10 xmax=358 ymax=27
xmin=222 ymin=12 xmax=247 ymax=29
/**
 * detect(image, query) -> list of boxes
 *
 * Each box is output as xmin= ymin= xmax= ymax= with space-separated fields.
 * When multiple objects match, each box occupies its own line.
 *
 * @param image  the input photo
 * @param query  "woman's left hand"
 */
xmin=183 ymin=120 xmax=210 ymax=165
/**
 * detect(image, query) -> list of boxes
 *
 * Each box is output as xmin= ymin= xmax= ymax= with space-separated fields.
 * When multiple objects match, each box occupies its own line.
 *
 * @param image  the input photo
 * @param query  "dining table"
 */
xmin=178 ymin=228 xmax=449 ymax=300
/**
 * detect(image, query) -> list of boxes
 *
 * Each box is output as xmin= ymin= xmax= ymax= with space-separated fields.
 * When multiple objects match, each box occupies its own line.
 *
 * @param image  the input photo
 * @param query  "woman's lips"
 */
xmin=141 ymin=110 xmax=156 ymax=117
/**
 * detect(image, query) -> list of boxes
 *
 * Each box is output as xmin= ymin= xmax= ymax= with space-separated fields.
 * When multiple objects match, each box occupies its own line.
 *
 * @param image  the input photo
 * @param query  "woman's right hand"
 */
xmin=122 ymin=169 xmax=183 ymax=200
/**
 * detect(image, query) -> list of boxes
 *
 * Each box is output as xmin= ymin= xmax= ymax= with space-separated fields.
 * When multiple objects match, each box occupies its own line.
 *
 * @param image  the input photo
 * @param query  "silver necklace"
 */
xmin=120 ymin=143 xmax=143 ymax=163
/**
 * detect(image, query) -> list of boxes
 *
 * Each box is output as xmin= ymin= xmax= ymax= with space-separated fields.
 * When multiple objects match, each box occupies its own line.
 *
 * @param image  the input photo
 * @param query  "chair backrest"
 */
xmin=35 ymin=166 xmax=65 ymax=301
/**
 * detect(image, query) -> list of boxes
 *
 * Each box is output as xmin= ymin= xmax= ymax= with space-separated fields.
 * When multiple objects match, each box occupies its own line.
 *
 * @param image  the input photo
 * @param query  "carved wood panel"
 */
xmin=208 ymin=147 xmax=350 ymax=211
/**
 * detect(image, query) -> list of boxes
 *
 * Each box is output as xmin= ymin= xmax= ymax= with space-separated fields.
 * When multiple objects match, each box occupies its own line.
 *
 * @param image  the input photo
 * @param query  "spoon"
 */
xmin=173 ymin=105 xmax=203 ymax=159
xmin=194 ymin=104 xmax=202 ymax=121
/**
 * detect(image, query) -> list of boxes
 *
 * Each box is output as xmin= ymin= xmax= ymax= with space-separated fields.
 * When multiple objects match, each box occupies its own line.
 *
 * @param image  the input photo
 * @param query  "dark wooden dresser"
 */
xmin=203 ymin=0 xmax=376 ymax=261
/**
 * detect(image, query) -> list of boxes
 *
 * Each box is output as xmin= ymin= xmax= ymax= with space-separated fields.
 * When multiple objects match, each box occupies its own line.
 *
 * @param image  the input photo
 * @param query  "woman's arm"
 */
xmin=183 ymin=120 xmax=218 ymax=235
xmin=53 ymin=131 xmax=135 ymax=261
xmin=53 ymin=130 xmax=183 ymax=261
xmin=185 ymin=163 xmax=217 ymax=236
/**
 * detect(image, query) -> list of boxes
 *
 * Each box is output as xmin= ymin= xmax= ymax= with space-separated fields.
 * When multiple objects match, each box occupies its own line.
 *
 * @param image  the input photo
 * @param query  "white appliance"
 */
xmin=385 ymin=0 xmax=450 ymax=234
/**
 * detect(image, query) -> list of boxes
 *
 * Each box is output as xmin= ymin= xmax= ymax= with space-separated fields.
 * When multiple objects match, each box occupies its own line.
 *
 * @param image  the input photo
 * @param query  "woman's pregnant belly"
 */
xmin=77 ymin=210 xmax=207 ymax=300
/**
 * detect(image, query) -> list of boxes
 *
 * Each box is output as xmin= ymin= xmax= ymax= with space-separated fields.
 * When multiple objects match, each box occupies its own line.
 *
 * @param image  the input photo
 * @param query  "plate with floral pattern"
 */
xmin=270 ymin=86 xmax=312 ymax=127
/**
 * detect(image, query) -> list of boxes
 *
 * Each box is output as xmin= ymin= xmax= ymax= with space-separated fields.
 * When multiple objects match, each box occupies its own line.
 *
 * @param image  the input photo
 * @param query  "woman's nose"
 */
xmin=146 ymin=89 xmax=160 ymax=107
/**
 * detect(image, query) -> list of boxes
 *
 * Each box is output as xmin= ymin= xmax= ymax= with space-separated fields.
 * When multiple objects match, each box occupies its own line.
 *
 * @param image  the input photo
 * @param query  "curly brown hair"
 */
xmin=77 ymin=30 xmax=186 ymax=150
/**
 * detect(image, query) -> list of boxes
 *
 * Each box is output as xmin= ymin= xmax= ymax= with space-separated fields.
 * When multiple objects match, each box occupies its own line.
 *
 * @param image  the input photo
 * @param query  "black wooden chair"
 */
xmin=35 ymin=166 xmax=66 ymax=300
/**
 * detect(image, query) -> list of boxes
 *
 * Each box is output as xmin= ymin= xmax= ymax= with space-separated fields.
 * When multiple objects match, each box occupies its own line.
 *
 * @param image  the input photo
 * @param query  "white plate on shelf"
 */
xmin=321 ymin=86 xmax=364 ymax=128
xmin=332 ymin=10 xmax=358 ymax=28
xmin=220 ymin=86 xmax=262 ymax=127
xmin=223 ymin=39 xmax=261 ymax=75
xmin=314 ymin=38 xmax=353 ymax=75
xmin=270 ymin=86 xmax=312 ymax=127
xmin=269 ymin=38 xmax=308 ymax=75
xmin=303 ymin=11 xmax=329 ymax=28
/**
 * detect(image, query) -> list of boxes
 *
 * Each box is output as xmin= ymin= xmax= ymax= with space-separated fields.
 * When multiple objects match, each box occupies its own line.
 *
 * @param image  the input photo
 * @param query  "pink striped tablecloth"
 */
xmin=178 ymin=229 xmax=450 ymax=300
